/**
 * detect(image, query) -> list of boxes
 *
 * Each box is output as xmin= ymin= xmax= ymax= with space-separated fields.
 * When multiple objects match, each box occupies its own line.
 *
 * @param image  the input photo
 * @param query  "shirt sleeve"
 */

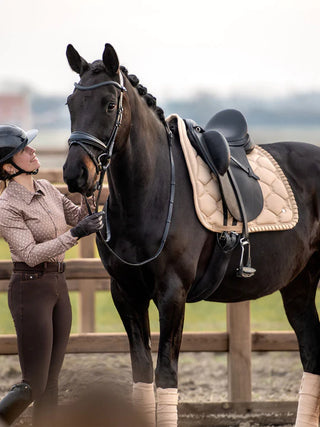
xmin=62 ymin=195 xmax=95 ymax=227
xmin=45 ymin=183 xmax=88 ymax=227
xmin=0 ymin=206 xmax=78 ymax=267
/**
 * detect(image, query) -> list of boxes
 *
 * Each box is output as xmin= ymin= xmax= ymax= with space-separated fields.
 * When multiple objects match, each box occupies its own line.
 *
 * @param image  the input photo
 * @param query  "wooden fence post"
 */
xmin=79 ymin=234 xmax=96 ymax=258
xmin=227 ymin=301 xmax=252 ymax=402
xmin=78 ymin=280 xmax=96 ymax=333
xmin=78 ymin=235 xmax=96 ymax=332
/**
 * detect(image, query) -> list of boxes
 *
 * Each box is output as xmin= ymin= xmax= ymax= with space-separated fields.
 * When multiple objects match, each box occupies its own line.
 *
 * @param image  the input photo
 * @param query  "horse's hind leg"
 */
xmin=280 ymin=254 xmax=320 ymax=427
xmin=110 ymin=279 xmax=156 ymax=426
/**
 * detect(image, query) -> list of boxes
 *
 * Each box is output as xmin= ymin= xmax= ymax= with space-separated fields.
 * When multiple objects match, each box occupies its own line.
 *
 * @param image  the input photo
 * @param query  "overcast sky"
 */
xmin=1 ymin=0 xmax=320 ymax=102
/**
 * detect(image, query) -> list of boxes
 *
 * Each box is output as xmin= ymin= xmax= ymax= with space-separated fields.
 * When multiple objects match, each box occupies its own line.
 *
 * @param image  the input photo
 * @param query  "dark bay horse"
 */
xmin=63 ymin=43 xmax=320 ymax=426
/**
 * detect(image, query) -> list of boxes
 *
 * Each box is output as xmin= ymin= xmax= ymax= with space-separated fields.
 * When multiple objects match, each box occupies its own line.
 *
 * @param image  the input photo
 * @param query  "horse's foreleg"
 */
xmin=132 ymin=382 xmax=155 ymax=427
xmin=111 ymin=279 xmax=155 ymax=426
xmin=280 ymin=257 xmax=320 ymax=427
xmin=155 ymin=277 xmax=186 ymax=427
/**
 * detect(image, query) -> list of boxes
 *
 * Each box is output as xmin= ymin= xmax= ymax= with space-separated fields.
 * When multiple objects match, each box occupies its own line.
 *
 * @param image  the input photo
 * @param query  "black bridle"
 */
xmin=67 ymin=72 xmax=176 ymax=266
xmin=69 ymin=72 xmax=127 ymax=175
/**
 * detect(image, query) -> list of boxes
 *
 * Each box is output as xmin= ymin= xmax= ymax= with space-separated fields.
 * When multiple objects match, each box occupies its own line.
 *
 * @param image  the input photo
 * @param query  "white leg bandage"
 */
xmin=295 ymin=372 xmax=320 ymax=427
xmin=156 ymin=387 xmax=178 ymax=427
xmin=132 ymin=382 xmax=156 ymax=426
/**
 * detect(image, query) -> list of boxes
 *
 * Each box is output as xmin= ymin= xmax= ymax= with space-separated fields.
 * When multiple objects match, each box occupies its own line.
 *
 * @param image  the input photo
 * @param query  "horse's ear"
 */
xmin=102 ymin=43 xmax=119 ymax=75
xmin=66 ymin=44 xmax=89 ymax=76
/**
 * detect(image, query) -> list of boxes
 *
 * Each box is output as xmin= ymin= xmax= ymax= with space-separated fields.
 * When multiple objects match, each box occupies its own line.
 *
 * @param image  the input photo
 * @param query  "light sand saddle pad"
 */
xmin=167 ymin=114 xmax=299 ymax=233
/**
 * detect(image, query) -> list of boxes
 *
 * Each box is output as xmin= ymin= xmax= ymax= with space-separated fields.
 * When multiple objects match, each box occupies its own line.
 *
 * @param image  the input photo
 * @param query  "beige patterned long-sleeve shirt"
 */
xmin=0 ymin=179 xmax=89 ymax=267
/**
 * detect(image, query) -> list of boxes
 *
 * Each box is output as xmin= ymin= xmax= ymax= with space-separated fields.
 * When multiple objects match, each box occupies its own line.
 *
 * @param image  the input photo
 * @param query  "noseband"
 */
xmin=68 ymin=72 xmax=127 ymax=175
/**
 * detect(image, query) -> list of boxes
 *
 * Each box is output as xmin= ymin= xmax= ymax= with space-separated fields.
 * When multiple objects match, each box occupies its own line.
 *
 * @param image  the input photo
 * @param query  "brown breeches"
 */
xmin=8 ymin=266 xmax=71 ymax=425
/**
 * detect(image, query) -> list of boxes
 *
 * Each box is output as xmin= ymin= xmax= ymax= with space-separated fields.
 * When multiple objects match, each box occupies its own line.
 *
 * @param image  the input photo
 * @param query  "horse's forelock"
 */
xmin=90 ymin=60 xmax=106 ymax=74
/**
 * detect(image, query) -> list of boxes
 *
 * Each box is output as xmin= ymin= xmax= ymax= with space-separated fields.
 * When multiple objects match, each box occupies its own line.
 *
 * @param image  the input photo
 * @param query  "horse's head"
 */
xmin=63 ymin=43 xmax=131 ymax=195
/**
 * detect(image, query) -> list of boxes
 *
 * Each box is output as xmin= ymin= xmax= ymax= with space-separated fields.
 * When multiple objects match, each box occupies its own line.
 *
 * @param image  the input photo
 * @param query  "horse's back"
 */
xmin=262 ymin=141 xmax=320 ymax=184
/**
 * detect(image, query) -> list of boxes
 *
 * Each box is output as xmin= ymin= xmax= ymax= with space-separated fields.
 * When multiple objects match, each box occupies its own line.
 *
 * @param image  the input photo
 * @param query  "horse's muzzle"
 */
xmin=63 ymin=162 xmax=90 ymax=194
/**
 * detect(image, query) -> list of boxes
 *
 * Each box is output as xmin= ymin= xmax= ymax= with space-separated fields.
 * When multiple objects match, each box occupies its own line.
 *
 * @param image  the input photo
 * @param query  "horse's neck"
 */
xmin=108 ymin=108 xmax=170 ymax=219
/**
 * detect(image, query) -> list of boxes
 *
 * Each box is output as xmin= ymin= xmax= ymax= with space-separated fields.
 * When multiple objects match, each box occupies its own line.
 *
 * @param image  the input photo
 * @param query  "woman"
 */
xmin=0 ymin=124 xmax=104 ymax=426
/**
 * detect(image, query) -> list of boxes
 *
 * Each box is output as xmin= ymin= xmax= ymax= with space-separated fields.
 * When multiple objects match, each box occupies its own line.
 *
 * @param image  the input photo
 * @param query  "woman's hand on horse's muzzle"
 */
xmin=70 ymin=211 xmax=105 ymax=239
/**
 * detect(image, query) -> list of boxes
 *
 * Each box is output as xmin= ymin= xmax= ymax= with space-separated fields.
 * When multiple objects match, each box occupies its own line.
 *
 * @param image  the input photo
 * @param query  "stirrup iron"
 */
xmin=236 ymin=237 xmax=256 ymax=278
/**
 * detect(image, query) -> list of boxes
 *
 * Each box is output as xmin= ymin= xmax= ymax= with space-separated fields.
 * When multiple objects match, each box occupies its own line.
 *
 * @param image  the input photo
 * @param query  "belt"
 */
xmin=13 ymin=262 xmax=65 ymax=273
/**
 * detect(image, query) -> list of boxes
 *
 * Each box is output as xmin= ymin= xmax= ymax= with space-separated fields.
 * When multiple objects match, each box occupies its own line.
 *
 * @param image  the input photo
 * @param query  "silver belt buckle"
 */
xmin=57 ymin=262 xmax=64 ymax=273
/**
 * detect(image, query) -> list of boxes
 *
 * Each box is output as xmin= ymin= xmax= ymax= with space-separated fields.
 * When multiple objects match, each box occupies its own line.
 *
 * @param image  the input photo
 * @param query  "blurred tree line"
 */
xmin=31 ymin=91 xmax=320 ymax=129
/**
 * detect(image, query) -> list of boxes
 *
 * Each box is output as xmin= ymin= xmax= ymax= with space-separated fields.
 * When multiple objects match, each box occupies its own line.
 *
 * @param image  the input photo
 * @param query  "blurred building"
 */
xmin=0 ymin=92 xmax=33 ymax=129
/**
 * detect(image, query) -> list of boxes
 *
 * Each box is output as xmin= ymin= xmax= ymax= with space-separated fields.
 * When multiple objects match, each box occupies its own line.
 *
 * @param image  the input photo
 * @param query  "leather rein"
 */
xmin=68 ymin=72 xmax=175 ymax=266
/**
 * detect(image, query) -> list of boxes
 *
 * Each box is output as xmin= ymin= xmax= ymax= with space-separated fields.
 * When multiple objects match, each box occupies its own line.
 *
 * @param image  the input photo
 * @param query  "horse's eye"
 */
xmin=107 ymin=102 xmax=116 ymax=111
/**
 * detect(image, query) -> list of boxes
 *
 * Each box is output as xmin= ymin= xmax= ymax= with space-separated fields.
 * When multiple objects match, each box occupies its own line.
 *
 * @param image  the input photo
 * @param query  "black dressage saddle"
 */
xmin=185 ymin=110 xmax=263 ymax=300
xmin=185 ymin=109 xmax=263 ymax=224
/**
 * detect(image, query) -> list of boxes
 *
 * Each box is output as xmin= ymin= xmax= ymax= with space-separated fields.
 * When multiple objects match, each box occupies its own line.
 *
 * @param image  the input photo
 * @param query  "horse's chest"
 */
xmin=104 ymin=256 xmax=152 ymax=294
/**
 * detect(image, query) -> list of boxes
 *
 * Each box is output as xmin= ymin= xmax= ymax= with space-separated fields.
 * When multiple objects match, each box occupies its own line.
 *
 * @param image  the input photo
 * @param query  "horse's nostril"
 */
xmin=64 ymin=165 xmax=89 ymax=193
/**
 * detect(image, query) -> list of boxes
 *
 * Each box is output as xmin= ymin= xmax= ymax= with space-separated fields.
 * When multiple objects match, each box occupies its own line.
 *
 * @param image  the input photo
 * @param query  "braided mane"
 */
xmin=120 ymin=66 xmax=166 ymax=127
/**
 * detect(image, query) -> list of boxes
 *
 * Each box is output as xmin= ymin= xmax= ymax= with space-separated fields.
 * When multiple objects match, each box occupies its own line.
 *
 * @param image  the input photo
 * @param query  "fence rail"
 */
xmin=0 ymin=169 xmax=300 ymax=405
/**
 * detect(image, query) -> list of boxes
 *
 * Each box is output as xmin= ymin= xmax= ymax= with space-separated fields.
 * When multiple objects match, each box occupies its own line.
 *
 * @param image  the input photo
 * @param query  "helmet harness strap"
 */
xmin=8 ymin=160 xmax=38 ymax=178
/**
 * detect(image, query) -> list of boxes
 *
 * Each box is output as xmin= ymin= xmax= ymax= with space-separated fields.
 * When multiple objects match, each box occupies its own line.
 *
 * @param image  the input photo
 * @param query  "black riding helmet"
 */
xmin=0 ymin=124 xmax=39 ymax=177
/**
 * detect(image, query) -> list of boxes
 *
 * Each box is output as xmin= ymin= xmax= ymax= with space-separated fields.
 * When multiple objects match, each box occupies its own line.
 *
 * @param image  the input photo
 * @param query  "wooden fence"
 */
xmin=0 ymin=168 xmax=300 ymax=407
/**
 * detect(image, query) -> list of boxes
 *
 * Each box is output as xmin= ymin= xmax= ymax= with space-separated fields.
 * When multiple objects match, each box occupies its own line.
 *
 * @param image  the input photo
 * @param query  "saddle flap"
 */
xmin=229 ymin=146 xmax=264 ymax=221
xmin=218 ymin=171 xmax=242 ymax=221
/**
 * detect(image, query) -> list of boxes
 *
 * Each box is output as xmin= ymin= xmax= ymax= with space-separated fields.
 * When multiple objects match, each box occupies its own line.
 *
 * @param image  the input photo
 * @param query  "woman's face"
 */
xmin=12 ymin=145 xmax=41 ymax=172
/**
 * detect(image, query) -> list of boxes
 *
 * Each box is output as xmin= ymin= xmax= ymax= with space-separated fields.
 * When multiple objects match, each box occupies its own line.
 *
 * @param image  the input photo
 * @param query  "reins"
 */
xmin=68 ymin=73 xmax=176 ymax=266
xmin=100 ymin=127 xmax=175 ymax=267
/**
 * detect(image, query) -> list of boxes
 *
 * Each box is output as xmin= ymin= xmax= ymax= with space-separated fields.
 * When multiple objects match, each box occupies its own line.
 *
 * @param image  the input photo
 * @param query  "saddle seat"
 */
xmin=205 ymin=108 xmax=255 ymax=152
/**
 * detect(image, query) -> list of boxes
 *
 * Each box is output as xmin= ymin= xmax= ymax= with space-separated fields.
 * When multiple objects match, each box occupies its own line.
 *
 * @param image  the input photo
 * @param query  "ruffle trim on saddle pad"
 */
xmin=167 ymin=114 xmax=299 ymax=233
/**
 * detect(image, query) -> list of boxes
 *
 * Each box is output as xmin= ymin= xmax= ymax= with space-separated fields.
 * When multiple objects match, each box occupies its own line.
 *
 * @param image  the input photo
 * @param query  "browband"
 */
xmin=74 ymin=72 xmax=126 ymax=92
